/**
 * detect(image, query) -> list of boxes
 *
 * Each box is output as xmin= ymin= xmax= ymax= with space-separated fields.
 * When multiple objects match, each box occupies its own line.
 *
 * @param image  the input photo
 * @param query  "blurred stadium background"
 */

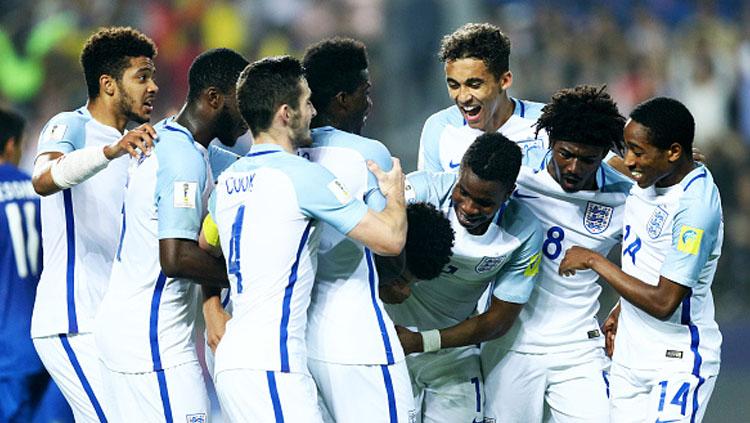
xmin=1 ymin=1 xmax=748 ymax=420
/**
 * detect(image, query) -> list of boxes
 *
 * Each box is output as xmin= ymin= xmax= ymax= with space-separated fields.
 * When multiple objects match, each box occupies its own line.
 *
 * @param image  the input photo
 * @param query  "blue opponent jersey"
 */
xmin=0 ymin=164 xmax=43 ymax=376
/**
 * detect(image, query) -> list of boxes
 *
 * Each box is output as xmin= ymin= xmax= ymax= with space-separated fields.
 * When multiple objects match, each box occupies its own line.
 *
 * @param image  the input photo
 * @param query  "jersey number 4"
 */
xmin=228 ymin=205 xmax=245 ymax=293
xmin=4 ymin=201 xmax=40 ymax=278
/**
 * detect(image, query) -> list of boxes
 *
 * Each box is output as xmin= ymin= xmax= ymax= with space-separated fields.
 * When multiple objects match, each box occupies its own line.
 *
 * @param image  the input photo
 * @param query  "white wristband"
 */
xmin=420 ymin=329 xmax=441 ymax=353
xmin=50 ymin=146 xmax=110 ymax=189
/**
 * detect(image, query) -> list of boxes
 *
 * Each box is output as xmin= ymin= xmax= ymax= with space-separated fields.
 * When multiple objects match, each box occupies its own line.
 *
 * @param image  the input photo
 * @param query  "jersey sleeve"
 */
xmin=417 ymin=113 xmax=445 ymax=172
xmin=295 ymin=163 xmax=369 ymax=236
xmin=404 ymin=171 xmax=457 ymax=208
xmin=492 ymin=219 xmax=543 ymax=304
xmin=660 ymin=194 xmax=722 ymax=288
xmin=155 ymin=144 xmax=208 ymax=241
xmin=36 ymin=113 xmax=87 ymax=155
xmin=359 ymin=140 xmax=393 ymax=212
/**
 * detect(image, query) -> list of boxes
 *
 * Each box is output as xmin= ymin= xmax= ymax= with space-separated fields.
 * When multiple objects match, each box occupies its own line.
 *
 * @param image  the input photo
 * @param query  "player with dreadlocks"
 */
xmin=480 ymin=84 xmax=632 ymax=422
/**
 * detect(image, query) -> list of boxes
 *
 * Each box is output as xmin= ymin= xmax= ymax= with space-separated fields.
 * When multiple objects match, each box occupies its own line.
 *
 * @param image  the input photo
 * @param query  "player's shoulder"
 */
xmin=39 ymin=107 xmax=90 ymax=144
xmin=599 ymin=161 xmax=634 ymax=194
xmin=512 ymin=98 xmax=545 ymax=121
xmin=423 ymin=105 xmax=464 ymax=130
xmin=153 ymin=119 xmax=203 ymax=161
xmin=311 ymin=126 xmax=391 ymax=160
xmin=499 ymin=199 xmax=542 ymax=239
xmin=676 ymin=165 xmax=722 ymax=213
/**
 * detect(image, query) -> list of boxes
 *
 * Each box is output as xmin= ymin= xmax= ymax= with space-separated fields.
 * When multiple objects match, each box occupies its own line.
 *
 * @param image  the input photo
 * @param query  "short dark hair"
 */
xmin=0 ymin=106 xmax=25 ymax=151
xmin=187 ymin=48 xmax=249 ymax=102
xmin=303 ymin=37 xmax=369 ymax=112
xmin=404 ymin=203 xmax=454 ymax=280
xmin=462 ymin=132 xmax=522 ymax=186
xmin=536 ymin=85 xmax=625 ymax=154
xmin=80 ymin=27 xmax=157 ymax=99
xmin=629 ymin=97 xmax=695 ymax=151
xmin=237 ymin=56 xmax=304 ymax=135
xmin=439 ymin=23 xmax=511 ymax=79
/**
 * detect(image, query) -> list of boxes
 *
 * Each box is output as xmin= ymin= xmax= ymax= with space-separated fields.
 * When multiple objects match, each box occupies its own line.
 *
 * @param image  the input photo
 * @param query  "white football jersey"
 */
xmin=31 ymin=106 xmax=129 ymax=338
xmin=417 ymin=99 xmax=548 ymax=173
xmin=300 ymin=126 xmax=404 ymax=365
xmin=385 ymin=171 xmax=542 ymax=332
xmin=95 ymin=118 xmax=211 ymax=373
xmin=209 ymin=144 xmax=368 ymax=376
xmin=496 ymin=147 xmax=632 ymax=353
xmin=615 ymin=165 xmax=723 ymax=377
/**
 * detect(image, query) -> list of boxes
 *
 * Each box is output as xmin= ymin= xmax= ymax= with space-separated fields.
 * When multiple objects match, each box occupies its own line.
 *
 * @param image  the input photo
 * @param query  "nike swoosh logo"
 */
xmin=448 ymin=160 xmax=460 ymax=169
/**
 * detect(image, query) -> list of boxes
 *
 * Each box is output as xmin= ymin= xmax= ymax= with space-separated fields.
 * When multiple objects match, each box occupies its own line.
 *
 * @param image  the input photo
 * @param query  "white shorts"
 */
xmin=100 ymin=361 xmax=209 ymax=422
xmin=309 ymin=358 xmax=416 ymax=423
xmin=481 ymin=345 xmax=610 ymax=423
xmin=609 ymin=362 xmax=717 ymax=423
xmin=33 ymin=333 xmax=109 ymax=422
xmin=406 ymin=346 xmax=483 ymax=423
xmin=215 ymin=368 xmax=323 ymax=423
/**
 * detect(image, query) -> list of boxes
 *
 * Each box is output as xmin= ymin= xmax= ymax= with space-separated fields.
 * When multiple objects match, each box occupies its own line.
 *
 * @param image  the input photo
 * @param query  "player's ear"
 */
xmin=666 ymin=142 xmax=683 ymax=163
xmin=100 ymin=74 xmax=117 ymax=97
xmin=499 ymin=71 xmax=512 ymax=91
xmin=277 ymin=104 xmax=292 ymax=126
xmin=206 ymin=87 xmax=223 ymax=110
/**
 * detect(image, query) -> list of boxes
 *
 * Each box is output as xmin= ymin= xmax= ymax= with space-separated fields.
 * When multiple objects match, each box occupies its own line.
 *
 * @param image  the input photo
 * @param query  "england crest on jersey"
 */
xmin=647 ymin=205 xmax=669 ymax=239
xmin=475 ymin=255 xmax=508 ymax=274
xmin=583 ymin=201 xmax=613 ymax=234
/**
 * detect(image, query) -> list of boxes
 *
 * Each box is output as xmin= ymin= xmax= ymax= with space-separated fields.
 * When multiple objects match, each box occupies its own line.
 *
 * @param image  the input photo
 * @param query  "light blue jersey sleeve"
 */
xmin=492 ymin=201 xmax=543 ymax=303
xmin=354 ymin=138 xmax=393 ymax=212
xmin=208 ymin=144 xmax=241 ymax=181
xmin=293 ymin=161 xmax=369 ymax=236
xmin=418 ymin=106 xmax=462 ymax=172
xmin=207 ymin=190 xmax=217 ymax=218
xmin=660 ymin=176 xmax=722 ymax=288
xmin=521 ymin=146 xmax=549 ymax=170
xmin=36 ymin=111 xmax=88 ymax=155
xmin=404 ymin=170 xmax=457 ymax=209
xmin=155 ymin=137 xmax=208 ymax=241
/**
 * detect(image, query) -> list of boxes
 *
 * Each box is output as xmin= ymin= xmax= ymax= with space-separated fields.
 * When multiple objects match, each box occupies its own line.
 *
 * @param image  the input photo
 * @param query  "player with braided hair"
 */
xmin=480 ymin=84 xmax=632 ymax=422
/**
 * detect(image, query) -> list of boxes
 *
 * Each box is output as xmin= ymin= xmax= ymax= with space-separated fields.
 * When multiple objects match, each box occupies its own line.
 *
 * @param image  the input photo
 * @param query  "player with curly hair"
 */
xmin=480 ymin=84 xmax=632 ymax=422
xmin=385 ymin=132 xmax=543 ymax=422
xmin=29 ymin=26 xmax=158 ymax=422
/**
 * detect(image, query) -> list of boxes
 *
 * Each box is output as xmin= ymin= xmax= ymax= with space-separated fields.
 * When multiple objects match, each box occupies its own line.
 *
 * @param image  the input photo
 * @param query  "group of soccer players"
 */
xmin=0 ymin=18 xmax=723 ymax=423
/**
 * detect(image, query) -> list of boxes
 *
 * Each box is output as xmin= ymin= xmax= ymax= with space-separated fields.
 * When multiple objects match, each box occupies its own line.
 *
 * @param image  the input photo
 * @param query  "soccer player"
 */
xmin=481 ymin=85 xmax=632 ymax=422
xmin=94 ymin=48 xmax=248 ymax=422
xmin=418 ymin=22 xmax=548 ymax=173
xmin=202 ymin=55 xmax=406 ymax=422
xmin=384 ymin=133 xmax=543 ymax=422
xmin=29 ymin=26 xmax=158 ymax=422
xmin=559 ymin=97 xmax=723 ymax=423
xmin=299 ymin=37 xmax=416 ymax=422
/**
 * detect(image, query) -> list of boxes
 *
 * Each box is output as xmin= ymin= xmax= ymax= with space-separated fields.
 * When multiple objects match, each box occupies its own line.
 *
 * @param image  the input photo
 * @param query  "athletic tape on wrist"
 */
xmin=50 ymin=146 xmax=110 ymax=189
xmin=420 ymin=329 xmax=441 ymax=353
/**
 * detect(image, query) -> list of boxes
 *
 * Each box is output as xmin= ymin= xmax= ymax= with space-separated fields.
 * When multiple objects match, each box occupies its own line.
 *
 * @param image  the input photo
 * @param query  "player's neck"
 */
xmin=655 ymin=158 xmax=696 ymax=189
xmin=174 ymin=104 xmax=212 ymax=148
xmin=312 ymin=114 xmax=355 ymax=134
xmin=488 ymin=94 xmax=514 ymax=133
xmin=87 ymin=98 xmax=127 ymax=133
xmin=253 ymin=130 xmax=295 ymax=154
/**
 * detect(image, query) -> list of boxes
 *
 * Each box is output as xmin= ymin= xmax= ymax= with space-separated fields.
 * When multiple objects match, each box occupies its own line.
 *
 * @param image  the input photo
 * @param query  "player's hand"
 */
xmin=103 ymin=123 xmax=157 ymax=160
xmin=692 ymin=147 xmax=706 ymax=164
xmin=205 ymin=305 xmax=231 ymax=353
xmin=558 ymin=246 xmax=598 ymax=276
xmin=379 ymin=282 xmax=412 ymax=304
xmin=395 ymin=325 xmax=422 ymax=354
xmin=368 ymin=158 xmax=405 ymax=204
xmin=602 ymin=302 xmax=620 ymax=357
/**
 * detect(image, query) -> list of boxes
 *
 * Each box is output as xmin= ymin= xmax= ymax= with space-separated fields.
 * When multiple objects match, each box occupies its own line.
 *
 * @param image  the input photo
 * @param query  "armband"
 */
xmin=420 ymin=329 xmax=441 ymax=353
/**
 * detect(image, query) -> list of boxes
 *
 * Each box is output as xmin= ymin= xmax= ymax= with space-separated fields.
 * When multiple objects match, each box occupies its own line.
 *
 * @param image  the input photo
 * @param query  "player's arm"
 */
xmin=32 ymin=123 xmax=157 ymax=196
xmin=397 ymin=295 xmax=522 ymax=354
xmin=417 ymin=113 xmax=445 ymax=172
xmin=559 ymin=247 xmax=688 ymax=319
xmin=197 ymin=212 xmax=230 ymax=351
xmin=159 ymin=238 xmax=228 ymax=288
xmin=344 ymin=158 xmax=406 ymax=256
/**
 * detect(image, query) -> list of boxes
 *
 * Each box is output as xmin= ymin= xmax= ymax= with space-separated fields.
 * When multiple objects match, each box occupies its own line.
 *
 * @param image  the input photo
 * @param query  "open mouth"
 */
xmin=143 ymin=98 xmax=154 ymax=113
xmin=460 ymin=104 xmax=482 ymax=123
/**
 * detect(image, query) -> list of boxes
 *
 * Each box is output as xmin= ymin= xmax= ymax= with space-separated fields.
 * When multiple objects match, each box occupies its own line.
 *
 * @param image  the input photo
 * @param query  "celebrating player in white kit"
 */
xmin=384 ymin=133 xmax=542 ymax=422
xmin=201 ymin=56 xmax=406 ymax=422
xmin=418 ymin=22 xmax=547 ymax=173
xmin=481 ymin=85 xmax=632 ymax=422
xmin=300 ymin=37 xmax=416 ymax=423
xmin=560 ymin=97 xmax=723 ymax=423
xmin=30 ymin=27 xmax=158 ymax=422
xmin=94 ymin=48 xmax=248 ymax=422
